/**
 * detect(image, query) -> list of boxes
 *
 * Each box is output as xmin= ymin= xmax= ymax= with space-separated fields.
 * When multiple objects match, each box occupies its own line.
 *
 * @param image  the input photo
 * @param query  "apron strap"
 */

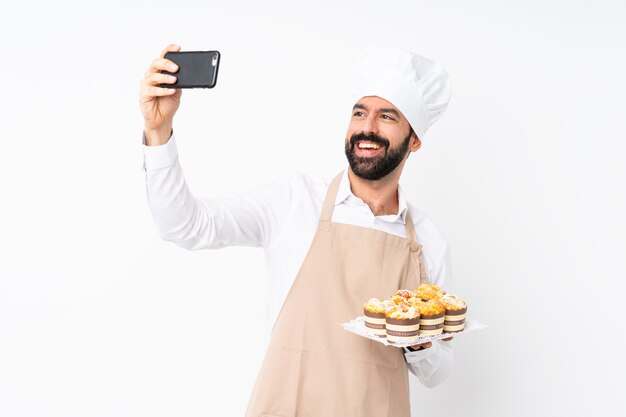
xmin=320 ymin=171 xmax=344 ymax=222
xmin=404 ymin=210 xmax=417 ymax=242
xmin=320 ymin=171 xmax=429 ymax=284
xmin=404 ymin=210 xmax=428 ymax=284
xmin=320 ymin=171 xmax=417 ymax=243
xmin=321 ymin=171 xmax=420 ymax=244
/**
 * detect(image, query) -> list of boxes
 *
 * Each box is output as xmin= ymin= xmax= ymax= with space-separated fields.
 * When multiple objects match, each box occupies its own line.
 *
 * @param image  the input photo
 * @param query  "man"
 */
xmin=140 ymin=43 xmax=454 ymax=417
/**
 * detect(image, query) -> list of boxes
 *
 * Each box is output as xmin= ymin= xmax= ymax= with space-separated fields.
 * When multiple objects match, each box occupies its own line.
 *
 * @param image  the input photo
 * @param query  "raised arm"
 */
xmin=139 ymin=45 xmax=287 ymax=250
xmin=142 ymin=136 xmax=285 ymax=250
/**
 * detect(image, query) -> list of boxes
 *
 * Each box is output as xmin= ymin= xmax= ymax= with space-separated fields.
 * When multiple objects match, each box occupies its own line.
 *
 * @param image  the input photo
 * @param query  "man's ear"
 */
xmin=410 ymin=132 xmax=421 ymax=152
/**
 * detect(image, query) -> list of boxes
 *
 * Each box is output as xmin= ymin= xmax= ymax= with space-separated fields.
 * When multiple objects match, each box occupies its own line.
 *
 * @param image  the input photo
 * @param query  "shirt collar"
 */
xmin=334 ymin=169 xmax=409 ymax=223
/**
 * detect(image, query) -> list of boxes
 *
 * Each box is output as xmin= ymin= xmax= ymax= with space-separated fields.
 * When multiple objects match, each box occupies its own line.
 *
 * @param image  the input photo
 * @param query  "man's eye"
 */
xmin=382 ymin=114 xmax=394 ymax=120
xmin=353 ymin=111 xmax=364 ymax=117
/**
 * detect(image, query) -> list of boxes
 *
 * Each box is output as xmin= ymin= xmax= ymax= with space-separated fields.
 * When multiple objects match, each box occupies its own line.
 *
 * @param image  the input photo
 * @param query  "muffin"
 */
xmin=394 ymin=289 xmax=414 ymax=300
xmin=391 ymin=294 xmax=408 ymax=306
xmin=439 ymin=294 xmax=468 ymax=333
xmin=414 ymin=283 xmax=446 ymax=301
xmin=363 ymin=298 xmax=389 ymax=338
xmin=385 ymin=304 xmax=420 ymax=344
xmin=406 ymin=296 xmax=421 ymax=308
xmin=414 ymin=299 xmax=445 ymax=336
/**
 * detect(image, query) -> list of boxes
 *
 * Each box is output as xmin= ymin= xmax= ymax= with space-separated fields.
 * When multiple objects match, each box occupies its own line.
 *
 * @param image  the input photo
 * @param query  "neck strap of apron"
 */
xmin=320 ymin=171 xmax=418 ymax=242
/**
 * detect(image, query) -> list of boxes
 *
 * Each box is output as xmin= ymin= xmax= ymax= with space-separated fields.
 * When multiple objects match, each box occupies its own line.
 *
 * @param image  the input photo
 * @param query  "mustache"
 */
xmin=349 ymin=133 xmax=390 ymax=150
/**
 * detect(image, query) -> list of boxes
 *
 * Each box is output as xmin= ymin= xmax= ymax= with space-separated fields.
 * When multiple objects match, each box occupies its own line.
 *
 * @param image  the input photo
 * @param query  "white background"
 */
xmin=1 ymin=1 xmax=625 ymax=416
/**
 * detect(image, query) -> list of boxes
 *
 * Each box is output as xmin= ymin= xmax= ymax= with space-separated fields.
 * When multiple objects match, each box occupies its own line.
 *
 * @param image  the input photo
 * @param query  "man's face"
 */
xmin=344 ymin=96 xmax=420 ymax=181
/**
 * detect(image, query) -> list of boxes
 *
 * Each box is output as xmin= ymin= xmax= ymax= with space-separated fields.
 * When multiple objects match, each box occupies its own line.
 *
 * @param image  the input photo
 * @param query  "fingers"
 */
xmin=145 ymin=72 xmax=177 ymax=87
xmin=146 ymin=58 xmax=179 ymax=77
xmin=140 ymin=45 xmax=181 ymax=99
xmin=409 ymin=341 xmax=432 ymax=351
xmin=160 ymin=43 xmax=181 ymax=58
xmin=140 ymin=74 xmax=177 ymax=98
xmin=155 ymin=44 xmax=181 ymax=74
xmin=142 ymin=84 xmax=177 ymax=97
xmin=144 ymin=44 xmax=182 ymax=78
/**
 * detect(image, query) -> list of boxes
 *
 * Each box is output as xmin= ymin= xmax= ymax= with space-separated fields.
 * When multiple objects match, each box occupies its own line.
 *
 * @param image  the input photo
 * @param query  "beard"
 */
xmin=344 ymin=130 xmax=412 ymax=180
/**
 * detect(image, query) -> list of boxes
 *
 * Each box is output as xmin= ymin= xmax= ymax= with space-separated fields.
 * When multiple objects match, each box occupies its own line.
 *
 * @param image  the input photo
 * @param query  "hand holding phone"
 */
xmin=140 ymin=44 xmax=184 ymax=146
xmin=140 ymin=46 xmax=221 ymax=146
xmin=160 ymin=51 xmax=221 ymax=89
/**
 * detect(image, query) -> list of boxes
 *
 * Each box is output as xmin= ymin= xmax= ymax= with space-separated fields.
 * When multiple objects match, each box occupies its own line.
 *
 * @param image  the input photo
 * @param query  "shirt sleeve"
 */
xmin=142 ymin=134 xmax=290 ymax=250
xmin=404 ymin=340 xmax=454 ymax=388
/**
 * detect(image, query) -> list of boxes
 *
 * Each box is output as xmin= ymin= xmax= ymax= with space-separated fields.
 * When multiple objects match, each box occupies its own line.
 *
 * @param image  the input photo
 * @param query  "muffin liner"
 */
xmin=342 ymin=316 xmax=487 ymax=348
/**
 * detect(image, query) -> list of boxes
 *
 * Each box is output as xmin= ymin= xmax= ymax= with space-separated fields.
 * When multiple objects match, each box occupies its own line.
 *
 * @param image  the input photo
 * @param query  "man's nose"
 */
xmin=360 ymin=114 xmax=379 ymax=136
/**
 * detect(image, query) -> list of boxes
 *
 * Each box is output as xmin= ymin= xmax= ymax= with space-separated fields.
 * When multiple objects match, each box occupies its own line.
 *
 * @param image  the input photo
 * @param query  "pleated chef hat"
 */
xmin=349 ymin=45 xmax=451 ymax=140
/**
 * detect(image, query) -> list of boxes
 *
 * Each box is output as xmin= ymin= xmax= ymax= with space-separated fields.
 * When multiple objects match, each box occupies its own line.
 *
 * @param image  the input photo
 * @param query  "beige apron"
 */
xmin=245 ymin=172 xmax=427 ymax=417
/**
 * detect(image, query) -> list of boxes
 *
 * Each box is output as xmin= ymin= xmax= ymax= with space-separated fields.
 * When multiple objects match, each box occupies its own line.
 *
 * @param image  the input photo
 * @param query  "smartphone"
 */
xmin=160 ymin=51 xmax=220 ymax=89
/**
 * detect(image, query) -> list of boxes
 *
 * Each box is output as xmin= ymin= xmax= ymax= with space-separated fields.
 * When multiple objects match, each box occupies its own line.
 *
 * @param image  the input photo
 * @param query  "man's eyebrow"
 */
xmin=380 ymin=108 xmax=400 ymax=117
xmin=352 ymin=104 xmax=400 ymax=118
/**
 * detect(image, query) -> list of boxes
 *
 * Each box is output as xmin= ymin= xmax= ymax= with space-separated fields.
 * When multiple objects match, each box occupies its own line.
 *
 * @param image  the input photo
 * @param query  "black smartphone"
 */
xmin=160 ymin=51 xmax=220 ymax=89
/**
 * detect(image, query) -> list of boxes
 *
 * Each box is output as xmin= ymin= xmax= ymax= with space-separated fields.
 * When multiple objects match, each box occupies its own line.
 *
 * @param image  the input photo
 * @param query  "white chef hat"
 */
xmin=349 ymin=45 xmax=452 ymax=140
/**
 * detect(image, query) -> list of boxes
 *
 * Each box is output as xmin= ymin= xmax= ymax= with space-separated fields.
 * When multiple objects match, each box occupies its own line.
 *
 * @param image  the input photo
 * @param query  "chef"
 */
xmin=140 ymin=43 xmax=454 ymax=417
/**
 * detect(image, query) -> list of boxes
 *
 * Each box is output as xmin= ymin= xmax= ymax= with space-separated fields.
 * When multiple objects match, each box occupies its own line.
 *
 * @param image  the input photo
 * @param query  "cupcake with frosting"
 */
xmin=439 ymin=294 xmax=468 ymax=333
xmin=414 ymin=299 xmax=446 ymax=336
xmin=363 ymin=298 xmax=390 ymax=338
xmin=385 ymin=304 xmax=420 ymax=344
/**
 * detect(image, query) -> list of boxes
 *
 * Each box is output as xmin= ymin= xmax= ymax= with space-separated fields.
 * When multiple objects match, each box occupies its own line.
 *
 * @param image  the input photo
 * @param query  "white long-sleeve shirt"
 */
xmin=143 ymin=135 xmax=454 ymax=388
